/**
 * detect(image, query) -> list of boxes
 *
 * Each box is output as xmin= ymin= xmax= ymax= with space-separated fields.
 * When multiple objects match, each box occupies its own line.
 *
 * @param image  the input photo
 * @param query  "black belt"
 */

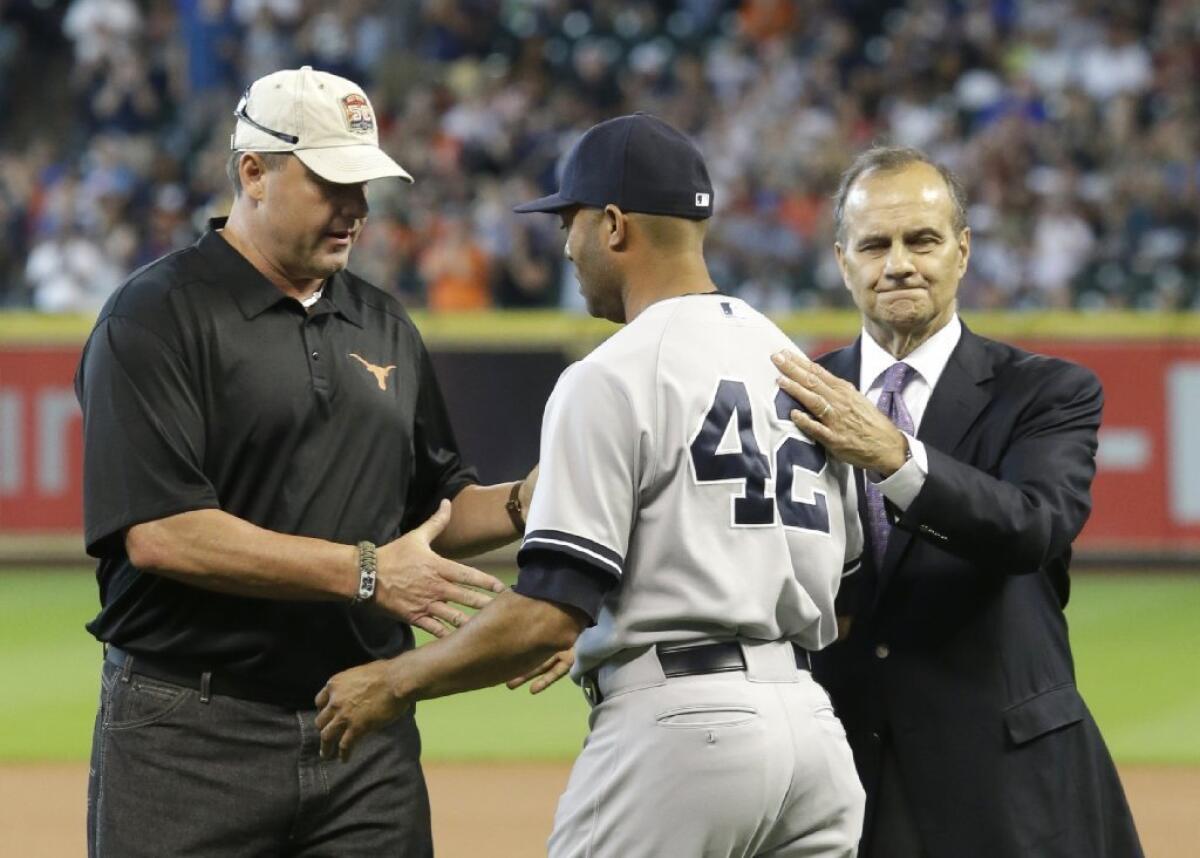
xmin=659 ymin=640 xmax=811 ymax=676
xmin=104 ymin=645 xmax=308 ymax=710
xmin=582 ymin=641 xmax=811 ymax=706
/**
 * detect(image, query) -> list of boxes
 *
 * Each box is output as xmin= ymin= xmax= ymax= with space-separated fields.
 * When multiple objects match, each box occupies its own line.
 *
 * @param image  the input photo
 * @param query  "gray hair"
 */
xmin=225 ymin=151 xmax=291 ymax=196
xmin=832 ymin=146 xmax=968 ymax=243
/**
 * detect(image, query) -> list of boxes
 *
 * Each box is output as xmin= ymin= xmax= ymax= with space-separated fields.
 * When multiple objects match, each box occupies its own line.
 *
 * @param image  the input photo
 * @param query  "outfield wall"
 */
xmin=3 ymin=310 xmax=1200 ymax=558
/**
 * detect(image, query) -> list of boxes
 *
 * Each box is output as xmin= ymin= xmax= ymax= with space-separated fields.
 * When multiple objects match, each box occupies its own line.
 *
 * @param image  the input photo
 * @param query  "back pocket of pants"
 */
xmin=655 ymin=704 xmax=758 ymax=729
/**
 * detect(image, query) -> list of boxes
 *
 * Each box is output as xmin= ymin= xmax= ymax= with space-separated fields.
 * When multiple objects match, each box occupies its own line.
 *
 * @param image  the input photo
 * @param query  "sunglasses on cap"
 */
xmin=233 ymin=87 xmax=299 ymax=146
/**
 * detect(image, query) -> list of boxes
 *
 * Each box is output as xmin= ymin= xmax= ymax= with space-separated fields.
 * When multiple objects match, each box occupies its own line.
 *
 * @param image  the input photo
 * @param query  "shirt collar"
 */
xmin=859 ymin=313 xmax=962 ymax=392
xmin=198 ymin=217 xmax=363 ymax=327
xmin=321 ymin=275 xmax=363 ymax=327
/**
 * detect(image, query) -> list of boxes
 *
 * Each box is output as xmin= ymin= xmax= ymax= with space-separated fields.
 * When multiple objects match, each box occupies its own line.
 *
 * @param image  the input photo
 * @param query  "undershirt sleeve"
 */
xmin=512 ymin=548 xmax=617 ymax=625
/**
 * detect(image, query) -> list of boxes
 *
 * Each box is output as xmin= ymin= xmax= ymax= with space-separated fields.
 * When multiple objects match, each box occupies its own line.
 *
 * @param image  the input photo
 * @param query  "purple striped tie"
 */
xmin=865 ymin=362 xmax=915 ymax=566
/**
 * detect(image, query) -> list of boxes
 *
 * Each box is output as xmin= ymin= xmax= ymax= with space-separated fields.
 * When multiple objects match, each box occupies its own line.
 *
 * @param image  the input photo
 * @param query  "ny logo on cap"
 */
xmin=695 ymin=192 xmax=710 ymax=207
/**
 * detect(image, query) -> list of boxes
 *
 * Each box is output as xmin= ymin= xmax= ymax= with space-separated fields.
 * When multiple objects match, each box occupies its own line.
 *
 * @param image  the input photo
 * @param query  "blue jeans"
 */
xmin=87 ymin=656 xmax=432 ymax=857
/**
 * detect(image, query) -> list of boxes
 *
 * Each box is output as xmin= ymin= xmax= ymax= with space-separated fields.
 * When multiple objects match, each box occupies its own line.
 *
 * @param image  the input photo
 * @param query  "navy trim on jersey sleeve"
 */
xmin=519 ymin=529 xmax=625 ymax=577
xmin=843 ymin=557 xmax=862 ymax=577
xmin=512 ymin=549 xmax=617 ymax=625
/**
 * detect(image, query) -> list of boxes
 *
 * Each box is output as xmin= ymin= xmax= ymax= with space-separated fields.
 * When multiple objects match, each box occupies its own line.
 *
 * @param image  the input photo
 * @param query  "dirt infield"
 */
xmin=2 ymin=761 xmax=1195 ymax=856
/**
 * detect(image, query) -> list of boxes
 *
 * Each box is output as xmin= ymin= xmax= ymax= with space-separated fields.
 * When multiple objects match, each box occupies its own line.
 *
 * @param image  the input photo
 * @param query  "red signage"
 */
xmin=0 ymin=346 xmax=85 ymax=530
xmin=1026 ymin=341 xmax=1200 ymax=553
xmin=3 ymin=340 xmax=1200 ymax=553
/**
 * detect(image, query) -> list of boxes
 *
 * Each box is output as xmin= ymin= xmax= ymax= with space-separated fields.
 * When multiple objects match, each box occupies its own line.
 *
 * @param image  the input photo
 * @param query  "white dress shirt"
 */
xmin=859 ymin=314 xmax=963 ymax=511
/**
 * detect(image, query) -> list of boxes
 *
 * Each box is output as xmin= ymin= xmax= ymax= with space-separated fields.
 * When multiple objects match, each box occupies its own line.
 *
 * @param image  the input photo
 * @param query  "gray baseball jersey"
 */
xmin=522 ymin=293 xmax=862 ymax=678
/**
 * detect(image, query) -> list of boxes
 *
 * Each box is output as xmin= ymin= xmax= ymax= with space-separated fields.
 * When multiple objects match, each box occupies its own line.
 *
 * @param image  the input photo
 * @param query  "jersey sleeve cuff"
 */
xmin=519 ymin=529 xmax=625 ymax=578
xmin=512 ymin=549 xmax=618 ymax=625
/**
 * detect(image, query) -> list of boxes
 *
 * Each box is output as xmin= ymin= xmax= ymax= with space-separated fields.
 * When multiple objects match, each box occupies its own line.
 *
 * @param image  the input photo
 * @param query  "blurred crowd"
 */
xmin=0 ymin=0 xmax=1197 ymax=313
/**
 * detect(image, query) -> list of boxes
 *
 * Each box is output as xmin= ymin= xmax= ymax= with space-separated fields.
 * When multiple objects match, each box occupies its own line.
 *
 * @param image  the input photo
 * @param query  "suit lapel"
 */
xmin=877 ymin=325 xmax=995 ymax=588
xmin=819 ymin=338 xmax=860 ymax=386
xmin=915 ymin=326 xmax=994 ymax=454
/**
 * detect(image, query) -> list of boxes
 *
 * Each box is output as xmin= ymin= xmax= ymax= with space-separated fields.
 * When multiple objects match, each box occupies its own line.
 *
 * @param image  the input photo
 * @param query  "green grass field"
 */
xmin=1 ymin=569 xmax=1196 ymax=764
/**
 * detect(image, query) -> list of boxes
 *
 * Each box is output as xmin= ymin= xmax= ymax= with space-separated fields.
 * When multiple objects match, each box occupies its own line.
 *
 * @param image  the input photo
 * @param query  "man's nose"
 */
xmin=884 ymin=242 xmax=916 ymax=280
xmin=339 ymin=185 xmax=369 ymax=219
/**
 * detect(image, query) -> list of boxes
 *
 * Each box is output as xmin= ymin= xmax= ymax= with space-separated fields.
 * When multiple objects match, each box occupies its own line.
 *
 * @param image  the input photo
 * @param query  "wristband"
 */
xmin=352 ymin=540 xmax=377 ymax=604
xmin=505 ymin=482 xmax=526 ymax=534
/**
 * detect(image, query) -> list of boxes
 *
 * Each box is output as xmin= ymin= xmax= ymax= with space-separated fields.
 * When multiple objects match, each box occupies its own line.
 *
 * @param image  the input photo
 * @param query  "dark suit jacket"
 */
xmin=813 ymin=325 xmax=1143 ymax=858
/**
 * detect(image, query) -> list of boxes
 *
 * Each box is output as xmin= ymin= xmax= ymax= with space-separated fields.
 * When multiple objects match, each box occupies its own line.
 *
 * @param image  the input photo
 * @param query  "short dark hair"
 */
xmin=832 ymin=146 xmax=968 ymax=243
xmin=226 ymin=151 xmax=291 ymax=196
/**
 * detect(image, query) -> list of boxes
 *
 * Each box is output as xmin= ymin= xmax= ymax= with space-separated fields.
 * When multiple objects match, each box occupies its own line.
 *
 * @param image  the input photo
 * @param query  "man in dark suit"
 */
xmin=771 ymin=146 xmax=1143 ymax=857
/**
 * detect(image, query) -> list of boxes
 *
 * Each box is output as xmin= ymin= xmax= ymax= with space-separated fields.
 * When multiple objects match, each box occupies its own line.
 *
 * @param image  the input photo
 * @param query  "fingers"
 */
xmin=320 ymin=722 xmax=341 ymax=760
xmin=319 ymin=716 xmax=354 ymax=761
xmin=789 ymin=407 xmax=834 ymax=444
xmin=505 ymin=654 xmax=558 ymax=690
xmin=529 ymin=658 xmax=571 ymax=694
xmin=772 ymin=349 xmax=816 ymax=384
xmin=772 ymin=350 xmax=846 ymax=395
xmin=777 ymin=372 xmax=827 ymax=420
xmin=772 ymin=353 xmax=842 ymax=446
xmin=439 ymin=586 xmax=494 ymax=612
xmin=435 ymin=557 xmax=506 ymax=594
xmin=315 ymin=686 xmax=343 ymax=759
xmin=315 ymin=701 xmax=333 ymax=732
xmin=772 ymin=352 xmax=832 ymax=404
xmin=505 ymin=672 xmax=534 ymax=690
xmin=809 ymin=360 xmax=850 ymax=389
xmin=412 ymin=498 xmax=453 ymax=544
xmin=772 ymin=348 xmax=821 ymax=375
xmin=506 ymin=650 xmax=574 ymax=694
xmin=771 ymin=349 xmax=804 ymax=370
xmin=413 ymin=599 xmax=482 ymax=637
xmin=318 ymin=715 xmax=361 ymax=762
xmin=314 ymin=661 xmax=411 ymax=763
xmin=339 ymin=728 xmax=358 ymax=762
xmin=413 ymin=615 xmax=450 ymax=638
xmin=427 ymin=601 xmax=470 ymax=629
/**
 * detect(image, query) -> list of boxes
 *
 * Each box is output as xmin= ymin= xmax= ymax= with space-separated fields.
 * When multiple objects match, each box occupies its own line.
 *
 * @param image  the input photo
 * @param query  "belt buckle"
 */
xmin=580 ymin=673 xmax=602 ymax=706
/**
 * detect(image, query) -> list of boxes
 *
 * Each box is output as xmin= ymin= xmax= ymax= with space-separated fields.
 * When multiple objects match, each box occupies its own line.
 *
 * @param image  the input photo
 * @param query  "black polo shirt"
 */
xmin=75 ymin=218 xmax=476 ymax=708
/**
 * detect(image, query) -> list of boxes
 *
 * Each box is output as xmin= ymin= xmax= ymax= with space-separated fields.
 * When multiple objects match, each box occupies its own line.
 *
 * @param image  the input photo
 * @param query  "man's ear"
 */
xmin=956 ymin=227 xmax=971 ymax=277
xmin=603 ymin=204 xmax=627 ymax=250
xmin=239 ymin=153 xmax=270 ymax=201
xmin=834 ymin=241 xmax=849 ymax=290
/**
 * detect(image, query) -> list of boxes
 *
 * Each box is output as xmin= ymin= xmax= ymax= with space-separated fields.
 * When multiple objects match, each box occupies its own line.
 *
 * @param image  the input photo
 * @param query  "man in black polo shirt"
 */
xmin=75 ymin=66 xmax=542 ymax=857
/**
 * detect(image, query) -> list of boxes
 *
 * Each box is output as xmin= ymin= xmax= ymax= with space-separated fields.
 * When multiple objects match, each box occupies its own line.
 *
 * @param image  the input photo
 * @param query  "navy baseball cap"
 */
xmin=514 ymin=113 xmax=714 ymax=220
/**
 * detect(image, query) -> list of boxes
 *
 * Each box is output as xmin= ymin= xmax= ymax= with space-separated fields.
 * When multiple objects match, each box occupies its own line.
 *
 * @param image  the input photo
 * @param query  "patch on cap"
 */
xmin=695 ymin=192 xmax=710 ymax=207
xmin=341 ymin=93 xmax=375 ymax=135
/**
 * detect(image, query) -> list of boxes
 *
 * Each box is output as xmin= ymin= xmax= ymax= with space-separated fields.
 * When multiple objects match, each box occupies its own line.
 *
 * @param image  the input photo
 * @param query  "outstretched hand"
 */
xmin=315 ymin=659 xmax=408 ymax=761
xmin=505 ymin=647 xmax=574 ymax=694
xmin=771 ymin=351 xmax=909 ymax=476
xmin=373 ymin=499 xmax=506 ymax=637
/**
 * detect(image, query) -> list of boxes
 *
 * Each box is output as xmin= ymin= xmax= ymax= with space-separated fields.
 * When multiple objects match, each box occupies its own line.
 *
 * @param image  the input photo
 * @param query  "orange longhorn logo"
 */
xmin=348 ymin=353 xmax=396 ymax=391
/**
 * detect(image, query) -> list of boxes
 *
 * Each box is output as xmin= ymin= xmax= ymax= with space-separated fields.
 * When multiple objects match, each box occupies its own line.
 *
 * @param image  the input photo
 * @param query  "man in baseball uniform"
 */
xmin=316 ymin=113 xmax=866 ymax=857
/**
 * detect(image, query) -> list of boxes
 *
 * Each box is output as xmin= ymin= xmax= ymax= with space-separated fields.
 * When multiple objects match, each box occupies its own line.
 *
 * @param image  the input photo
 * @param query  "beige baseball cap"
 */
xmin=231 ymin=66 xmax=413 ymax=184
